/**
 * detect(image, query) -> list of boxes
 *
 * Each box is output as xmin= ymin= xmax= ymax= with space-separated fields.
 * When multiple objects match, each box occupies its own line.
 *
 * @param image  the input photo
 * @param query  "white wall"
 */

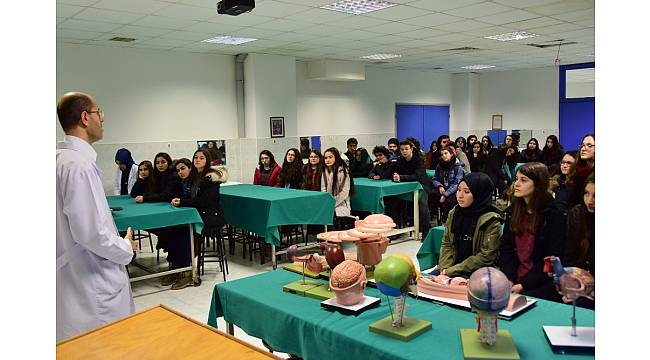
xmin=475 ymin=67 xmax=559 ymax=132
xmin=56 ymin=43 xmax=239 ymax=143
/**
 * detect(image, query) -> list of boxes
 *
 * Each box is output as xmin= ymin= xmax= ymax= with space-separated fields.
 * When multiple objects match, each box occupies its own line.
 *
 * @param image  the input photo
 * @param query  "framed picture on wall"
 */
xmin=270 ymin=117 xmax=285 ymax=138
xmin=492 ymin=115 xmax=503 ymax=130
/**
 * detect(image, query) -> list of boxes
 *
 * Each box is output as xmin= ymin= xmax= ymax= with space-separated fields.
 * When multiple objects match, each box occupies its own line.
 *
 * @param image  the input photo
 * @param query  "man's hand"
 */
xmin=171 ymin=198 xmax=181 ymax=207
xmin=392 ymin=173 xmax=401 ymax=182
xmin=125 ymin=227 xmax=138 ymax=251
xmin=135 ymin=196 xmax=143 ymax=203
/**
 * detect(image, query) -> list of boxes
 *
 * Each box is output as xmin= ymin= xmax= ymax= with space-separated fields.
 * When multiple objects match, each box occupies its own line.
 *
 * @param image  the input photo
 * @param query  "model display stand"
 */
xmin=282 ymin=280 xmax=323 ymax=296
xmin=321 ymin=295 xmax=380 ymax=315
xmin=304 ymin=283 xmax=336 ymax=300
xmin=459 ymin=328 xmax=520 ymax=360
xmin=282 ymin=263 xmax=325 ymax=279
xmin=369 ymin=315 xmax=431 ymax=342
xmin=541 ymin=256 xmax=595 ymax=349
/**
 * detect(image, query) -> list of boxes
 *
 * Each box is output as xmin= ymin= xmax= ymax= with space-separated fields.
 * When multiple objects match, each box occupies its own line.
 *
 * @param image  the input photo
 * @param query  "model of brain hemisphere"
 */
xmin=331 ymin=260 xmax=365 ymax=289
xmin=374 ymin=254 xmax=418 ymax=297
xmin=467 ymin=267 xmax=511 ymax=313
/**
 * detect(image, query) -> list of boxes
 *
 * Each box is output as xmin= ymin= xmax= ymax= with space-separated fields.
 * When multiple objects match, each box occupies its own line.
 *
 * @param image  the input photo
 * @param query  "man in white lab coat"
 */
xmin=56 ymin=92 xmax=138 ymax=341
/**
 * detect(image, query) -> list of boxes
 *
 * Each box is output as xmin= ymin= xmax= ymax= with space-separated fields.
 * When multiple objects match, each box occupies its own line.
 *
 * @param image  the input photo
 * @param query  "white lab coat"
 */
xmin=113 ymin=164 xmax=138 ymax=195
xmin=56 ymin=135 xmax=135 ymax=342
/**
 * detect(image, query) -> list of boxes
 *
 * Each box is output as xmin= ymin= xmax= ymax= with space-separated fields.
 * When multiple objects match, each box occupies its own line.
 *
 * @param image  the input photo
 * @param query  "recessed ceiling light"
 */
xmin=201 ymin=35 xmax=257 ymax=45
xmin=485 ymin=31 xmax=538 ymax=42
xmin=321 ymin=0 xmax=396 ymax=15
xmin=461 ymin=65 xmax=496 ymax=70
xmin=361 ymin=53 xmax=402 ymax=60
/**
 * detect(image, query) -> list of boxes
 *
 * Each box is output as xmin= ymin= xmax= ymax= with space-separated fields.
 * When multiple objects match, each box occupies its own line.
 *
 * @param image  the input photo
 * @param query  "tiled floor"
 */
xmin=129 ymin=234 xmax=423 ymax=359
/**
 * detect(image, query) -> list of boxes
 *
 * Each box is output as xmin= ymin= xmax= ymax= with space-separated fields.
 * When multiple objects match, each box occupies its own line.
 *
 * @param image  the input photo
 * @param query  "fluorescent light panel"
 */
xmin=202 ymin=35 xmax=257 ymax=45
xmin=461 ymin=65 xmax=496 ymax=70
xmin=361 ymin=53 xmax=402 ymax=60
xmin=485 ymin=31 xmax=538 ymax=42
xmin=321 ymin=0 xmax=395 ymax=15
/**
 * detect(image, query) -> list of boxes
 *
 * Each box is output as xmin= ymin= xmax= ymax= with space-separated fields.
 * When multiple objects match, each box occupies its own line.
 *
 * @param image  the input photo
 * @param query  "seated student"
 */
xmin=436 ymin=173 xmax=502 ymax=279
xmin=564 ymin=175 xmax=595 ymax=309
xmin=567 ymin=133 xmax=595 ymax=206
xmin=277 ymin=148 xmax=303 ymax=189
xmin=499 ymin=134 xmax=515 ymax=163
xmin=406 ymin=137 xmax=426 ymax=162
xmin=253 ymin=150 xmax=281 ymax=187
xmin=427 ymin=135 xmax=450 ymax=170
xmin=299 ymin=138 xmax=311 ymax=160
xmin=541 ymin=135 xmax=564 ymax=174
xmin=387 ymin=137 xmax=399 ymax=161
xmin=114 ymin=148 xmax=138 ymax=195
xmin=135 ymin=152 xmax=182 ymax=204
xmin=499 ymin=162 xmax=566 ymax=301
xmin=350 ymin=147 xmax=373 ymax=178
xmin=130 ymin=160 xmax=156 ymax=197
xmin=449 ymin=142 xmax=471 ymax=173
xmin=393 ymin=140 xmax=432 ymax=237
xmin=302 ymin=150 xmax=323 ymax=191
xmin=321 ymin=147 xmax=354 ymax=230
xmin=520 ymin=138 xmax=543 ymax=163
xmin=368 ymin=146 xmax=395 ymax=180
xmin=548 ymin=151 xmax=577 ymax=209
xmin=468 ymin=141 xmax=486 ymax=173
xmin=466 ymin=135 xmax=478 ymax=149
xmin=501 ymin=144 xmax=521 ymax=187
xmin=343 ymin=137 xmax=358 ymax=164
xmin=455 ymin=137 xmax=467 ymax=153
xmin=431 ymin=146 xmax=465 ymax=223
xmin=424 ymin=140 xmax=438 ymax=170
xmin=482 ymin=135 xmax=505 ymax=196
xmin=171 ymin=150 xmax=227 ymax=290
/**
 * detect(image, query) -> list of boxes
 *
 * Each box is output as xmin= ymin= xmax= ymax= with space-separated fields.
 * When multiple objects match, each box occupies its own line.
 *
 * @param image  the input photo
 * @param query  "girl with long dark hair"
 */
xmin=541 ymin=135 xmax=564 ymax=173
xmin=254 ymin=150 xmax=281 ymax=187
xmin=130 ymin=160 xmax=156 ymax=197
xmin=302 ymin=150 xmax=323 ymax=191
xmin=277 ymin=148 xmax=303 ymax=189
xmin=520 ymin=138 xmax=543 ymax=163
xmin=321 ymin=147 xmax=354 ymax=229
xmin=548 ymin=151 xmax=578 ymax=208
xmin=499 ymin=162 xmax=566 ymax=301
xmin=431 ymin=146 xmax=465 ymax=223
xmin=468 ymin=141 xmax=486 ymax=173
xmin=567 ymin=134 xmax=595 ymax=205
xmin=455 ymin=137 xmax=467 ymax=153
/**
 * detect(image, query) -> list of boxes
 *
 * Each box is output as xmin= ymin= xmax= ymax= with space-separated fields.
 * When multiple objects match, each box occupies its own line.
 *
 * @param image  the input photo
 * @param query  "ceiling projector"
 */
xmin=217 ymin=0 xmax=255 ymax=16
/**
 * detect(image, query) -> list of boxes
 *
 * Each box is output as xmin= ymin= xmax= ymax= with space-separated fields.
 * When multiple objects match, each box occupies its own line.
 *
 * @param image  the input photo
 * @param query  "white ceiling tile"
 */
xmin=57 ymin=29 xmax=104 ymax=40
xmin=181 ymin=21 xmax=243 ymax=34
xmin=363 ymin=5 xmax=429 ymax=21
xmin=504 ymin=16 xmax=562 ymax=30
xmin=399 ymin=39 xmax=442 ymax=48
xmin=331 ymin=29 xmax=381 ymax=41
xmin=429 ymin=32 xmax=473 ymax=43
xmin=92 ymin=0 xmax=172 ymax=14
xmin=84 ymin=39 xmax=136 ymax=48
xmin=227 ymin=27 xmax=284 ymax=38
xmin=266 ymin=32 xmax=320 ymax=42
xmin=59 ymin=0 xmax=101 ymax=5
xmin=57 ymin=4 xmax=86 ymax=18
xmin=243 ymin=39 xmax=292 ymax=49
xmin=528 ymin=22 xmax=585 ymax=35
xmin=363 ymin=22 xmax=421 ymax=35
xmin=573 ymin=18 xmax=594 ymax=28
xmin=559 ymin=28 xmax=594 ymax=40
xmin=138 ymin=37 xmax=195 ymax=47
xmin=251 ymin=1 xmax=313 ymax=18
xmin=398 ymin=27 xmax=448 ymax=39
xmin=274 ymin=0 xmax=334 ymax=6
xmin=526 ymin=1 xmax=594 ymax=16
xmin=283 ymin=8 xmax=352 ymax=24
xmin=57 ymin=17 xmax=67 ymax=24
xmin=492 ymin=0 xmax=560 ymax=8
xmin=111 ymin=25 xmax=173 ymax=37
xmin=365 ymin=34 xmax=413 ymax=45
xmin=207 ymin=14 xmax=275 ymax=27
xmin=401 ymin=13 xmax=465 ymax=27
xmin=462 ymin=25 xmax=517 ymax=36
xmin=445 ymin=2 xmax=515 ymax=18
xmin=255 ymin=18 xmax=312 ymax=31
xmin=323 ymin=15 xmax=390 ymax=29
xmin=297 ymin=24 xmax=351 ymax=36
xmin=132 ymin=15 xmax=199 ymax=29
xmin=92 ymin=33 xmax=156 ymax=43
xmin=59 ymin=18 xmax=124 ymax=32
xmin=154 ymin=4 xmax=217 ymax=20
xmin=551 ymin=8 xmax=594 ymax=22
xmin=72 ymin=8 xmax=145 ymax=24
xmin=435 ymin=19 xmax=493 ymax=32
xmin=159 ymin=30 xmax=213 ymax=41
xmin=474 ymin=9 xmax=540 ymax=25
xmin=409 ymin=0 xmax=485 ymax=12
xmin=177 ymin=0 xmax=214 ymax=9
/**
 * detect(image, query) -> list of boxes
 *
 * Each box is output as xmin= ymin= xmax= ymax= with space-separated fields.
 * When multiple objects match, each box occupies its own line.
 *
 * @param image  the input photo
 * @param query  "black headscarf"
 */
xmin=451 ymin=173 xmax=495 ymax=253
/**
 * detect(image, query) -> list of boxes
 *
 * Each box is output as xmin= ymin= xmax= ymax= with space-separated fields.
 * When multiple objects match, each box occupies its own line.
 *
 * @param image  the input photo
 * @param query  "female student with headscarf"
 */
xmin=435 ymin=173 xmax=503 ymax=280
xmin=114 ymin=148 xmax=138 ymax=195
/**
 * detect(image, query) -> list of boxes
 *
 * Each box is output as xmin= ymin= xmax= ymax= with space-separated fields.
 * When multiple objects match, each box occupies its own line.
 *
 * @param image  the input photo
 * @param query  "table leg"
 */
xmin=413 ymin=189 xmax=420 ymax=241
xmin=272 ymin=245 xmax=277 ymax=270
xmin=189 ymin=225 xmax=197 ymax=283
xmin=226 ymin=321 xmax=234 ymax=335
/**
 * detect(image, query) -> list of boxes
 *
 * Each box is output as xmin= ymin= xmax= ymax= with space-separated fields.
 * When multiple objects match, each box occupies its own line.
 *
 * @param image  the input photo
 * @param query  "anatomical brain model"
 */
xmin=329 ymin=260 xmax=367 ymax=306
xmin=374 ymin=254 xmax=420 ymax=327
xmin=467 ymin=267 xmax=511 ymax=346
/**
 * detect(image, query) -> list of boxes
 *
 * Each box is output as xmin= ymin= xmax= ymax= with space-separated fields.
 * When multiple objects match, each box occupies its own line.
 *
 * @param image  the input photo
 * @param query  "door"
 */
xmin=396 ymin=104 xmax=449 ymax=151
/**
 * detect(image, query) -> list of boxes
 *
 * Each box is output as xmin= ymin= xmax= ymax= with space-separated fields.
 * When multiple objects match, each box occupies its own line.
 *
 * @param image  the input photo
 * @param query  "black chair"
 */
xmin=133 ymin=230 xmax=154 ymax=252
xmin=198 ymin=227 xmax=229 ymax=282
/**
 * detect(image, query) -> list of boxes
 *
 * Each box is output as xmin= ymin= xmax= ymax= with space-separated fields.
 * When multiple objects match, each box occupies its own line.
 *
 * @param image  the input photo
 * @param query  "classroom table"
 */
xmin=208 ymin=270 xmax=595 ymax=360
xmin=416 ymin=225 xmax=445 ymax=271
xmin=351 ymin=178 xmax=423 ymax=240
xmin=57 ymin=305 xmax=280 ymax=359
xmin=107 ymin=195 xmax=204 ymax=283
xmin=220 ymin=184 xmax=335 ymax=267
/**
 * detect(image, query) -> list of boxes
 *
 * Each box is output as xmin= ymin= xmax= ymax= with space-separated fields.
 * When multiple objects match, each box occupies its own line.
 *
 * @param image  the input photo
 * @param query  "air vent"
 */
xmin=431 ymin=67 xmax=444 ymax=69
xmin=110 ymin=37 xmax=136 ymax=42
xmin=526 ymin=42 xmax=577 ymax=48
xmin=443 ymin=47 xmax=481 ymax=52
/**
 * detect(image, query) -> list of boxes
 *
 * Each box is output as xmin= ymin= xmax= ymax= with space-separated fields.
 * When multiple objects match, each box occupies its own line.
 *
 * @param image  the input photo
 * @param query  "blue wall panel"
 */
xmin=422 ymin=105 xmax=450 ymax=150
xmin=559 ymin=100 xmax=595 ymax=151
xmin=396 ymin=105 xmax=424 ymax=145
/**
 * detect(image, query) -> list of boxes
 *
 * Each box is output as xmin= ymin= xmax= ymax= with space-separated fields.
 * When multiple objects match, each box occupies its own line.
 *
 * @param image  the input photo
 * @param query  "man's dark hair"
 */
xmin=57 ymin=92 xmax=93 ymax=132
xmin=346 ymin=137 xmax=358 ymax=146
xmin=399 ymin=140 xmax=412 ymax=148
xmin=373 ymin=146 xmax=390 ymax=157
xmin=405 ymin=137 xmax=420 ymax=149
xmin=387 ymin=138 xmax=399 ymax=147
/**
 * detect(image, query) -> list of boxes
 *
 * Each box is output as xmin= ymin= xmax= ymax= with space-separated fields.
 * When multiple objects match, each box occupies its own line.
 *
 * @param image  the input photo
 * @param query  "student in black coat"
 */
xmin=130 ymin=160 xmax=156 ymax=197
xmin=393 ymin=141 xmax=432 ymax=238
xmin=498 ymin=162 xmax=566 ymax=302
xmin=481 ymin=136 xmax=504 ymax=196
xmin=520 ymin=138 xmax=543 ymax=163
xmin=134 ymin=152 xmax=182 ymax=204
xmin=368 ymin=146 xmax=395 ymax=180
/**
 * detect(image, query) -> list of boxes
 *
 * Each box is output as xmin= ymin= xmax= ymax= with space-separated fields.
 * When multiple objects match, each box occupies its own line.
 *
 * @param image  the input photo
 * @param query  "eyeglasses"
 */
xmin=580 ymin=143 xmax=595 ymax=149
xmin=87 ymin=109 xmax=104 ymax=118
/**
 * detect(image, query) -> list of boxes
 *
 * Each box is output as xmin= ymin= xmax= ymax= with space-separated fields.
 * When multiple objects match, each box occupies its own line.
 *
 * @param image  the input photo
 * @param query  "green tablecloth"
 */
xmin=351 ymin=178 xmax=422 ymax=213
xmin=107 ymin=195 xmax=203 ymax=234
xmin=426 ymin=169 xmax=436 ymax=184
xmin=208 ymin=270 xmax=594 ymax=360
xmin=416 ymin=225 xmax=445 ymax=270
xmin=220 ymin=184 xmax=335 ymax=246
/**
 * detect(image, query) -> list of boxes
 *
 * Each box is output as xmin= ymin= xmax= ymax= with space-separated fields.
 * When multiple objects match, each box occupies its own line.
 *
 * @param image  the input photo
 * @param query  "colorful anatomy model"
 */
xmin=374 ymin=254 xmax=420 ymax=327
xmin=467 ymin=267 xmax=511 ymax=346
xmin=287 ymin=245 xmax=323 ymax=284
xmin=543 ymin=256 xmax=595 ymax=336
